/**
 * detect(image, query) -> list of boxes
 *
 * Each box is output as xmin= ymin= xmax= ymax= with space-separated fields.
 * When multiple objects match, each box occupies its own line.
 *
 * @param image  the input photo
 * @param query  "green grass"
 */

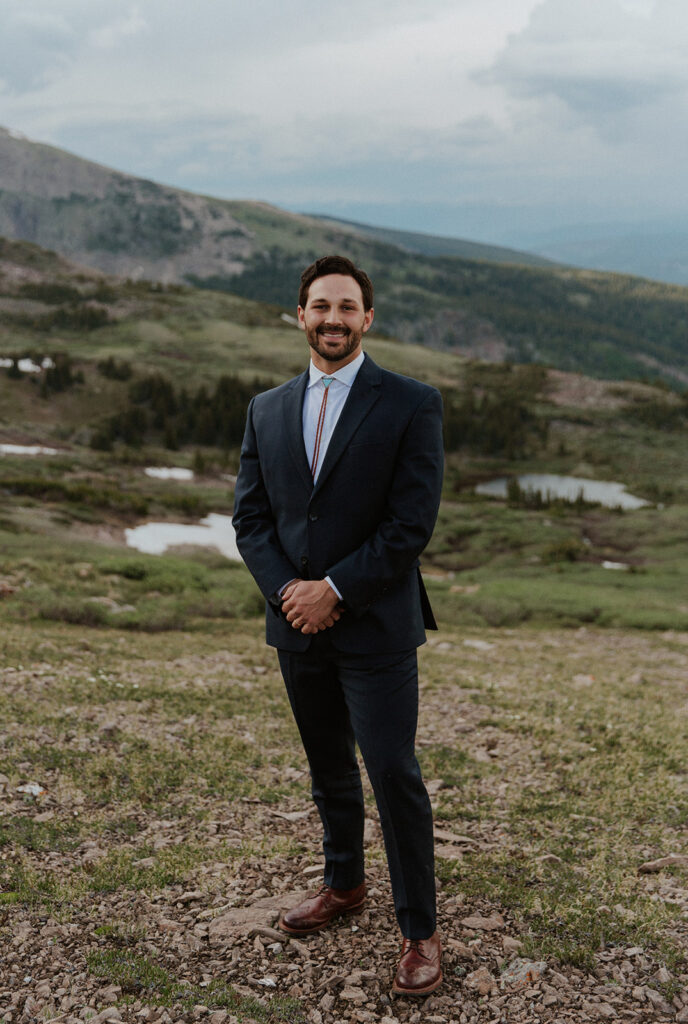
xmin=424 ymin=626 xmax=688 ymax=972
xmin=86 ymin=949 xmax=305 ymax=1021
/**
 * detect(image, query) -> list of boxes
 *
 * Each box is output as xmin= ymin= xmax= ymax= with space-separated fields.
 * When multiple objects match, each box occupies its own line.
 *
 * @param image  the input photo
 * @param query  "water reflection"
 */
xmin=476 ymin=474 xmax=649 ymax=510
xmin=125 ymin=513 xmax=241 ymax=560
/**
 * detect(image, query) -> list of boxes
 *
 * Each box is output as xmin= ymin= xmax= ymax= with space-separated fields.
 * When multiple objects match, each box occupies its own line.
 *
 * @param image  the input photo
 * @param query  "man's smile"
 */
xmin=318 ymin=327 xmax=348 ymax=337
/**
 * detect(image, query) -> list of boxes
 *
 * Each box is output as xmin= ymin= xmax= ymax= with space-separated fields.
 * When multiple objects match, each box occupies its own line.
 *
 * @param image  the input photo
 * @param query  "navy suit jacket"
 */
xmin=232 ymin=353 xmax=444 ymax=653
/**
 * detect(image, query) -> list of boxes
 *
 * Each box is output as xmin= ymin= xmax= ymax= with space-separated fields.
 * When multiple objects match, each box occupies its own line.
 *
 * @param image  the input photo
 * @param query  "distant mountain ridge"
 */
xmin=1 ymin=126 xmax=688 ymax=387
xmin=306 ymin=213 xmax=555 ymax=268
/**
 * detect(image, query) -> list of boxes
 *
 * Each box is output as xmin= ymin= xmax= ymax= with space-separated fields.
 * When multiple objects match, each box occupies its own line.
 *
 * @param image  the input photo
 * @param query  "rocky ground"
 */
xmin=1 ymin=623 xmax=687 ymax=1023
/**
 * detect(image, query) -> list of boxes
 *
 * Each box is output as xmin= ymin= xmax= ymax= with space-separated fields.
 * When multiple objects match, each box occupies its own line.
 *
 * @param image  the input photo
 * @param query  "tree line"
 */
xmin=90 ymin=371 xmax=271 ymax=451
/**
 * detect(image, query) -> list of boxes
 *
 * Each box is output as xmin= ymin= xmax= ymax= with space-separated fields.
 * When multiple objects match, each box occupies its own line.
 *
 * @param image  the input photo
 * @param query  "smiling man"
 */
xmin=232 ymin=254 xmax=445 ymax=995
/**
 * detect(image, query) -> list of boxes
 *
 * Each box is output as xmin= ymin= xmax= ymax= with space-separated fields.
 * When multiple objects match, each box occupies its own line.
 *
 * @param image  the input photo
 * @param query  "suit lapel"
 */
xmin=312 ymin=354 xmax=382 ymax=495
xmin=282 ymin=370 xmax=313 ymax=492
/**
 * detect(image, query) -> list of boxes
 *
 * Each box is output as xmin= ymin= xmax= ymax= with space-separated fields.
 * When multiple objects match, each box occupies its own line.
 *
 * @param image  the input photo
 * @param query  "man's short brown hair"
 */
xmin=299 ymin=255 xmax=374 ymax=312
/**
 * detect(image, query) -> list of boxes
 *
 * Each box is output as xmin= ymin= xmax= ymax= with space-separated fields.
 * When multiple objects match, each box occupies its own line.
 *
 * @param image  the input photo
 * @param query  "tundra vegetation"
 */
xmin=0 ymin=239 xmax=687 ymax=1020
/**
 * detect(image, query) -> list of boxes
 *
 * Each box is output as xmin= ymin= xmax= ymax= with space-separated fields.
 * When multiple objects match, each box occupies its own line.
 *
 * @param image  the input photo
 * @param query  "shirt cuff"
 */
xmin=277 ymin=578 xmax=298 ymax=599
xmin=325 ymin=575 xmax=343 ymax=600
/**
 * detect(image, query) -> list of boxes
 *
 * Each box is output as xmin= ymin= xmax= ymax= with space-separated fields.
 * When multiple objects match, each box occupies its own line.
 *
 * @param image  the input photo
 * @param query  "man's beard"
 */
xmin=306 ymin=324 xmax=363 ymax=363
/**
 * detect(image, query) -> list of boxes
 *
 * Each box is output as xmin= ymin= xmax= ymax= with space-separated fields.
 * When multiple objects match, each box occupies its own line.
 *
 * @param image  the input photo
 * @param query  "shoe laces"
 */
xmin=404 ymin=938 xmax=430 ymax=959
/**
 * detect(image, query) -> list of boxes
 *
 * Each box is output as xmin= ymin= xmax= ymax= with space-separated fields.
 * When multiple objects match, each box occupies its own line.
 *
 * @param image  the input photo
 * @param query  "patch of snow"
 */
xmin=125 ymin=513 xmax=241 ymax=561
xmin=17 ymin=358 xmax=42 ymax=373
xmin=0 ymin=443 xmax=59 ymax=456
xmin=144 ymin=467 xmax=194 ymax=481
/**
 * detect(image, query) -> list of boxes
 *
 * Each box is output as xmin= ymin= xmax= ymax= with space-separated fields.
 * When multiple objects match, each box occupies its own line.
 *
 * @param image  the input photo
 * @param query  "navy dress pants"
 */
xmin=277 ymin=634 xmax=436 ymax=940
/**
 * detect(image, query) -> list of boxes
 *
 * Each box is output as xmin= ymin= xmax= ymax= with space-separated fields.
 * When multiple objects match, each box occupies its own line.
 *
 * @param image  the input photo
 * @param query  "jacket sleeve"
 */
xmin=326 ymin=388 xmax=444 ymax=616
xmin=232 ymin=397 xmax=300 ymax=602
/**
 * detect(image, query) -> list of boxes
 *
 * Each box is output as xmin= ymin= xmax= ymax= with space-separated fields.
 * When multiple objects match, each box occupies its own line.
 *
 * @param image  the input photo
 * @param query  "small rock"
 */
xmin=500 ymin=959 xmax=547 ymax=989
xmin=535 ymin=853 xmax=563 ymax=865
xmin=249 ymin=926 xmax=284 ymax=942
xmin=645 ymin=987 xmax=673 ymax=1012
xmin=592 ymin=1003 xmax=617 ymax=1019
xmin=270 ymin=809 xmax=311 ymax=822
xmin=461 ymin=912 xmax=505 ymax=931
xmin=463 ymin=638 xmax=494 ymax=651
xmin=16 ymin=782 xmax=46 ymax=797
xmin=208 ymin=891 xmax=309 ymax=944
xmin=502 ymin=936 xmax=523 ymax=953
xmin=435 ymin=844 xmax=466 ymax=860
xmin=288 ymin=938 xmax=310 ymax=956
xmin=639 ymin=853 xmax=688 ymax=873
xmin=340 ymin=987 xmax=367 ymax=1003
xmin=434 ymin=828 xmax=477 ymax=846
xmin=158 ymin=918 xmax=184 ymax=933
xmin=178 ymin=890 xmax=204 ymax=904
xmin=99 ymin=987 xmax=121 ymax=1004
xmin=425 ymin=779 xmax=445 ymax=795
xmin=23 ymin=996 xmax=40 ymax=1018
xmin=465 ymin=967 xmax=497 ymax=996
xmin=94 ymin=1008 xmax=122 ymax=1023
xmin=446 ymin=938 xmax=474 ymax=958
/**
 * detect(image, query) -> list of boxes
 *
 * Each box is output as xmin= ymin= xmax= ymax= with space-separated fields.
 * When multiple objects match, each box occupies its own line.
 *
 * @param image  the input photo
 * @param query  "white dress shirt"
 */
xmin=303 ymin=350 xmax=365 ymax=482
xmin=280 ymin=351 xmax=365 ymax=603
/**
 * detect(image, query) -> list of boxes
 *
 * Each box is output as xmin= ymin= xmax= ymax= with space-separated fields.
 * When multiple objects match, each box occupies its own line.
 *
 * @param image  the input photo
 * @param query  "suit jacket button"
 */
xmin=309 ymin=513 xmax=319 ymax=521
xmin=301 ymin=556 xmax=308 ymax=567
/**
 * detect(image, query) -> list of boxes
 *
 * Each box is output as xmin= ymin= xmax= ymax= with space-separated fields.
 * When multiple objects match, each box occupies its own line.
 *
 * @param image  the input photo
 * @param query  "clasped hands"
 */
xmin=282 ymin=579 xmax=343 ymax=634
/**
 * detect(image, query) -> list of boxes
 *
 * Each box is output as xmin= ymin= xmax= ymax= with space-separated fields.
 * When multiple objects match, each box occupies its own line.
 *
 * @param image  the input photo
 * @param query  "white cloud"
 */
xmin=1 ymin=0 xmax=687 ymax=237
xmin=489 ymin=0 xmax=688 ymax=117
xmin=88 ymin=6 xmax=147 ymax=50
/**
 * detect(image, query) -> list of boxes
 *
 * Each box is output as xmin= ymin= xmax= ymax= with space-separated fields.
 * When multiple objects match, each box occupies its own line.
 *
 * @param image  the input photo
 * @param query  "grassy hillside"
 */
xmin=1 ymin=235 xmax=687 ymax=639
xmin=2 ymin=128 xmax=688 ymax=386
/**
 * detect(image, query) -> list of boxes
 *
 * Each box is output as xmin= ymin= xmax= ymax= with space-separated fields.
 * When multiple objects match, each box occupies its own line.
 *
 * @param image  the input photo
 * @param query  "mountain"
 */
xmin=305 ymin=213 xmax=556 ymax=268
xmin=2 ymin=126 xmax=688 ymax=388
xmin=514 ymin=224 xmax=688 ymax=287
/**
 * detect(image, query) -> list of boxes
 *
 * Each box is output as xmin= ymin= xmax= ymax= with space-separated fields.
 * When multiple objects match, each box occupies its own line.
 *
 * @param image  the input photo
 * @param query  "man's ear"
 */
xmin=297 ymin=306 xmax=306 ymax=330
xmin=362 ymin=307 xmax=374 ymax=333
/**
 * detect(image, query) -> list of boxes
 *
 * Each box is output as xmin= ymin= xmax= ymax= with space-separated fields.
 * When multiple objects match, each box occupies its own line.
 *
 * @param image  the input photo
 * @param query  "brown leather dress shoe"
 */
xmin=279 ymin=883 xmax=366 ymax=936
xmin=392 ymin=931 xmax=442 ymax=996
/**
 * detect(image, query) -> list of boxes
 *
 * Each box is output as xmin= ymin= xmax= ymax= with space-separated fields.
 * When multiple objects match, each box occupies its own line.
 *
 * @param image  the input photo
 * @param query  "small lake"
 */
xmin=475 ymin=474 xmax=650 ymax=510
xmin=125 ymin=513 xmax=242 ymax=561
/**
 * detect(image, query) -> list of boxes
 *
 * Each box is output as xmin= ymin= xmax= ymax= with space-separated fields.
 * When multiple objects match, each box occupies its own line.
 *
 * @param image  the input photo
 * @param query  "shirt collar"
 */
xmin=308 ymin=350 xmax=365 ymax=389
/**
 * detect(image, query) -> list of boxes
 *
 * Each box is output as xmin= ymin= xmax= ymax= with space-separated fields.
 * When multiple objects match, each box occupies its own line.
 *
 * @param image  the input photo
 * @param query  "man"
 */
xmin=232 ymin=255 xmax=444 ymax=995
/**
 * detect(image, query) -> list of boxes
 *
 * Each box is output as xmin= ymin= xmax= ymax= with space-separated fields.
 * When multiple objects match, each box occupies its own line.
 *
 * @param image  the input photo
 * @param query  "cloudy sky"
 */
xmin=0 ymin=0 xmax=686 ymax=246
